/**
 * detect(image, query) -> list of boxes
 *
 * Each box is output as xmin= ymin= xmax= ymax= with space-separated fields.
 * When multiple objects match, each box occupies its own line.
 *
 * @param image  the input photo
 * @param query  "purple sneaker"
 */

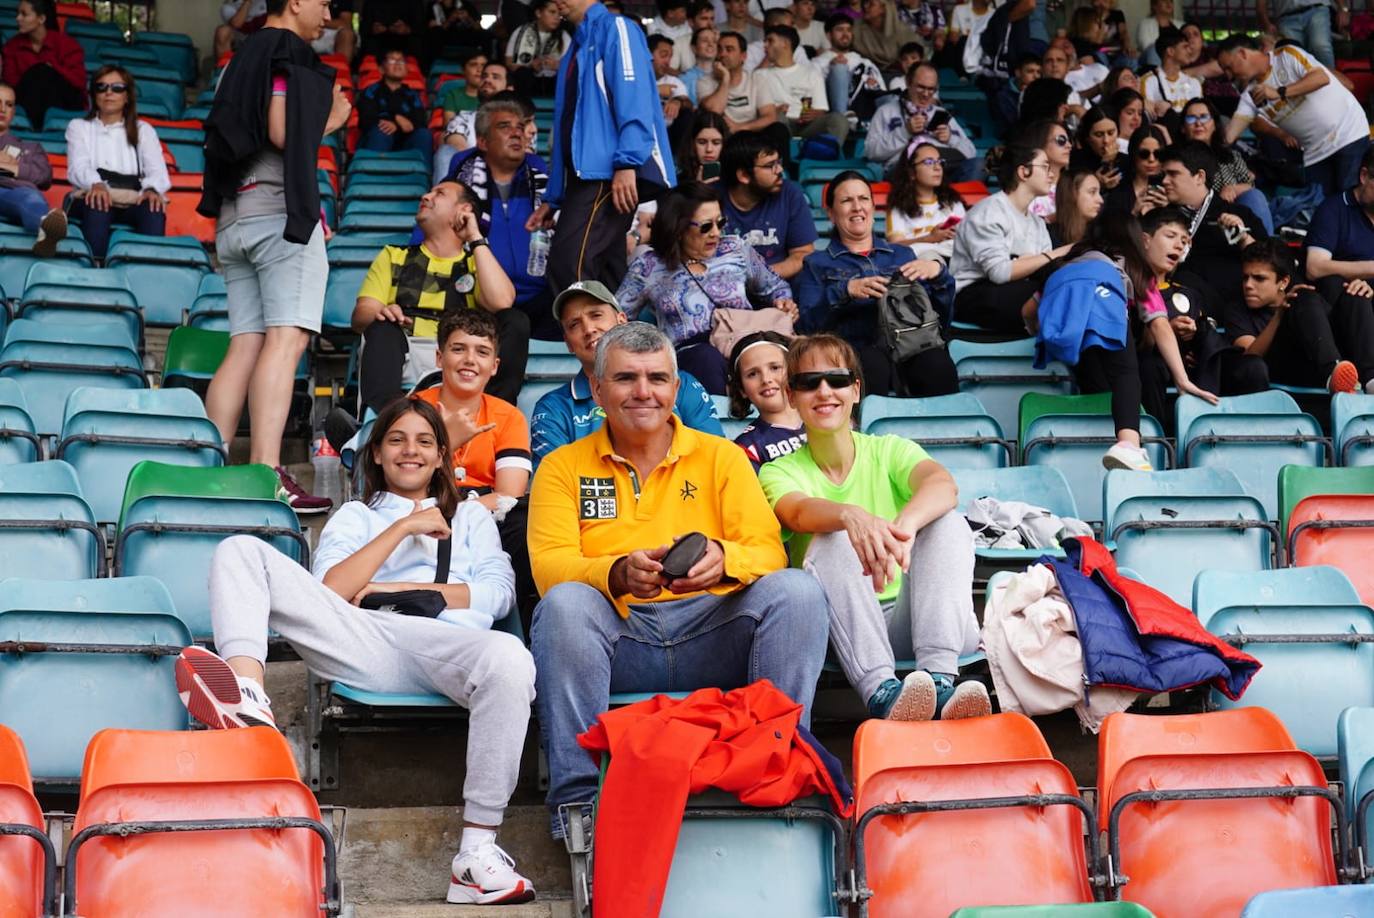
xmin=275 ymin=466 xmax=332 ymax=515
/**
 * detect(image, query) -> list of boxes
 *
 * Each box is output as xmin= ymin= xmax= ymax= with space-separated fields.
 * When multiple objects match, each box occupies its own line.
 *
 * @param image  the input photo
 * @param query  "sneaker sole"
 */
xmin=175 ymin=647 xmax=274 ymax=730
xmin=1331 ymin=360 xmax=1360 ymax=394
xmin=276 ymin=488 xmax=332 ymax=515
xmin=446 ymin=879 xmax=536 ymax=905
xmin=887 ymin=672 xmax=936 ymax=722
xmin=940 ymin=681 xmax=993 ymax=721
xmin=33 ymin=210 xmax=67 ymax=258
xmin=1101 ymin=453 xmax=1152 ymax=472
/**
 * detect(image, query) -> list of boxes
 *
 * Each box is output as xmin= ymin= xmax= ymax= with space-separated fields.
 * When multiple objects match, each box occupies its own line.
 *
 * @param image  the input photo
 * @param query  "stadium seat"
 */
xmin=1103 ymin=468 xmax=1276 ymax=606
xmin=517 ymin=379 xmax=562 ymax=422
xmin=1241 ymin=885 xmax=1374 ymax=915
xmin=1098 ymin=710 xmax=1338 ymax=917
xmin=131 ymin=31 xmax=197 ymax=84
xmin=68 ymin=728 xmax=339 ymax=917
xmin=1332 ymin=392 xmax=1374 ymax=466
xmin=322 ymin=266 xmax=368 ymax=333
xmin=0 ymin=236 xmax=92 ymax=305
xmin=18 ymin=262 xmax=142 ymax=350
xmin=113 ymin=462 xmax=306 ymax=640
xmin=1192 ymin=566 xmax=1360 ymax=625
xmin=949 ymin=341 xmax=1075 ymax=445
xmin=55 ymin=387 xmax=225 ymax=525
xmin=0 ymin=379 xmax=40 ymax=464
xmin=852 ymin=715 xmax=1096 ymax=917
xmin=1279 ymin=463 xmax=1374 ymax=582
xmin=105 ymin=240 xmax=211 ymax=327
xmin=860 ymin=393 xmax=1012 ymax=469
xmin=0 ymin=460 xmax=105 ymax=579
xmin=1176 ymin=391 xmax=1329 ymax=520
xmin=952 ymin=466 xmax=1079 ymax=569
xmin=0 ymin=725 xmax=55 ymax=918
xmin=0 ymin=319 xmax=145 ymax=438
xmin=1019 ymin=392 xmax=1169 ymax=523
xmin=1338 ymin=707 xmax=1374 ymax=861
xmin=950 ymin=907 xmax=1157 ymax=917
xmin=187 ymin=272 xmax=228 ymax=330
xmin=525 ymin=338 xmax=579 ymax=380
xmin=162 ymin=190 xmax=216 ymax=244
xmin=0 ymin=577 xmax=191 ymax=783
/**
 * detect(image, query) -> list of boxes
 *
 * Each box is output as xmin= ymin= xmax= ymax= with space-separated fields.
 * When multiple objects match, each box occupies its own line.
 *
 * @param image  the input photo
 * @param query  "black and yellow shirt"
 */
xmin=356 ymin=243 xmax=481 ymax=339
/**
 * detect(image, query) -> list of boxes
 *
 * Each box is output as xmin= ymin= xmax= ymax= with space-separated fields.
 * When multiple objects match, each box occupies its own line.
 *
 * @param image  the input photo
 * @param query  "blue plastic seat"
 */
xmin=19 ymin=262 xmax=142 ymax=349
xmin=953 ymin=466 xmax=1079 ymax=568
xmin=1176 ymin=392 xmax=1328 ymax=520
xmin=0 ymin=242 xmax=92 ymax=302
xmin=0 ymin=576 xmax=191 ymax=783
xmin=516 ymin=379 xmax=563 ymax=424
xmin=1241 ymin=885 xmax=1374 ymax=916
xmin=131 ymin=30 xmax=197 ymax=83
xmin=1202 ymin=602 xmax=1374 ymax=757
xmin=0 ymin=378 xmax=40 ymax=464
xmin=322 ymin=266 xmax=368 ymax=333
xmin=1338 ymin=707 xmax=1374 ymax=855
xmin=0 ymin=320 xmax=146 ymax=437
xmin=953 ymin=353 xmax=1075 ymax=445
xmin=56 ymin=388 xmax=225 ymax=525
xmin=0 ymin=461 xmax=105 ymax=579
xmin=1022 ymin=413 xmax=1168 ymax=523
xmin=104 ymin=247 xmax=211 ymax=328
xmin=338 ymin=211 xmax=418 ymax=234
xmin=1193 ymin=566 xmax=1360 ymax=625
xmin=1333 ymin=392 xmax=1374 ymax=467
xmin=524 ymin=349 xmax=579 ymax=380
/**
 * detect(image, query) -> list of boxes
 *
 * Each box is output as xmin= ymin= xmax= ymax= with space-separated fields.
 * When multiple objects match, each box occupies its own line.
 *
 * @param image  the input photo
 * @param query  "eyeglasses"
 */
xmin=915 ymin=157 xmax=945 ymax=168
xmin=912 ymin=83 xmax=938 ymax=94
xmin=1135 ymin=147 xmax=1160 ymax=160
xmin=790 ymin=369 xmax=856 ymax=391
xmin=94 ymin=82 xmax=128 ymax=94
xmin=1183 ymin=113 xmax=1212 ymax=125
xmin=690 ymin=216 xmax=727 ymax=233
xmin=1052 ymin=134 xmax=1070 ymax=146
xmin=753 ymin=158 xmax=784 ymax=172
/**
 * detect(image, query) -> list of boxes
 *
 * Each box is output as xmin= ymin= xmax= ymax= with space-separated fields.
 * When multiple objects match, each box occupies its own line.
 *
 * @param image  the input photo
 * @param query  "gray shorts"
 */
xmin=218 ymin=213 xmax=327 ymax=336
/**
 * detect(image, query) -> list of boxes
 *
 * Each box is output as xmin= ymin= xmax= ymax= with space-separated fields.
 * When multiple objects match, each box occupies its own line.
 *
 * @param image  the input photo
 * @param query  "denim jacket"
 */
xmin=797 ymin=236 xmax=953 ymax=345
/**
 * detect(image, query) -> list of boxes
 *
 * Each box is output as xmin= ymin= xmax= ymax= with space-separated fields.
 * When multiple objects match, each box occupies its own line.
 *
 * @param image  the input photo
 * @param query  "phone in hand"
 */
xmin=938 ymin=215 xmax=963 ymax=229
xmin=702 ymin=161 xmax=721 ymax=180
xmin=927 ymin=109 xmax=952 ymax=131
xmin=1148 ymin=172 xmax=1165 ymax=187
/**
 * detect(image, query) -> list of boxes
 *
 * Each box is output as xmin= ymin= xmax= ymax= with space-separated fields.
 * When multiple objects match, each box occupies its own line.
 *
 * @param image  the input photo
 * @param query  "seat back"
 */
xmin=101 ymin=262 xmax=207 ymax=328
xmin=1332 ymin=391 xmax=1374 ymax=466
xmin=949 ymin=906 xmax=1157 ymax=917
xmin=1107 ymin=750 xmax=1336 ymax=918
xmin=1279 ymin=464 xmax=1374 ymax=532
xmin=1204 ymin=603 xmax=1374 ymax=756
xmin=953 ymin=354 xmax=1075 ymax=441
xmin=0 ymin=380 xmax=38 ymax=465
xmin=952 ymin=466 xmax=1078 ymax=519
xmin=853 ymin=714 xmax=1052 ymax=787
xmin=865 ymin=415 xmax=1009 ymax=469
xmin=0 ymin=324 xmax=146 ymax=436
xmin=859 ymin=392 xmax=989 ymax=425
xmin=0 ymin=726 xmax=46 ymax=918
xmin=1024 ymin=413 xmax=1167 ymax=523
xmin=1097 ymin=709 xmax=1297 ymax=830
xmin=1287 ymin=494 xmax=1374 ymax=606
xmin=1338 ymin=707 xmax=1374 ymax=846
xmin=0 ymin=490 xmax=103 ymax=580
xmin=1241 ymin=885 xmax=1374 ymax=916
xmin=1193 ymin=566 xmax=1360 ymax=625
xmin=161 ymin=326 xmax=229 ymax=388
xmin=1102 ymin=467 xmax=1247 ymax=538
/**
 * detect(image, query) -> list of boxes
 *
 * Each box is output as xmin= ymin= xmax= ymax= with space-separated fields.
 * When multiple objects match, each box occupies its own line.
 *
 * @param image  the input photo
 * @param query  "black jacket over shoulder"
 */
xmin=199 ymin=27 xmax=334 ymax=244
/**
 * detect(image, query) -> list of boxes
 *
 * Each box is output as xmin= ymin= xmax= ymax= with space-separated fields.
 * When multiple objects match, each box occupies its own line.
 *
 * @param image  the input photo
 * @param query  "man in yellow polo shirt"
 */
xmin=527 ymin=321 xmax=829 ymax=838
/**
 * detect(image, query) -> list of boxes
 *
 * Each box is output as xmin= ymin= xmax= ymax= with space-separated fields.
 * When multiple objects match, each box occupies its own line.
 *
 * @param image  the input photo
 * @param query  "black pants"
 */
xmin=677 ymin=337 xmax=727 ymax=396
xmin=858 ymin=342 xmax=960 ymax=397
xmin=510 ymin=68 xmax=557 ymax=100
xmin=547 ymin=174 xmax=639 ymax=296
xmin=68 ymin=198 xmax=166 ymax=261
xmin=1139 ymin=346 xmax=1269 ymax=435
xmin=1264 ymin=276 xmax=1374 ymax=387
xmin=1073 ymin=325 xmax=1141 ymax=434
xmin=16 ymin=64 xmax=83 ymax=132
xmin=359 ymin=309 xmax=530 ymax=414
xmin=496 ymin=496 xmax=537 ymax=641
xmin=954 ymin=277 xmax=1042 ymax=333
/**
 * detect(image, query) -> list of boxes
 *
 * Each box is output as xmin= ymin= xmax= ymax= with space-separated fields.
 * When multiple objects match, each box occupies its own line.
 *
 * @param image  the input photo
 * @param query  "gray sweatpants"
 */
xmin=803 ymin=509 xmax=980 ymax=702
xmin=209 ymin=536 xmax=535 ymax=826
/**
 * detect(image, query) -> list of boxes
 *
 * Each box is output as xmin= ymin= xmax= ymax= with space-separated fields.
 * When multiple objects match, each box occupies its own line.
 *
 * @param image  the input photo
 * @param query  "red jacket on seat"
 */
xmin=577 ymin=680 xmax=853 ymax=918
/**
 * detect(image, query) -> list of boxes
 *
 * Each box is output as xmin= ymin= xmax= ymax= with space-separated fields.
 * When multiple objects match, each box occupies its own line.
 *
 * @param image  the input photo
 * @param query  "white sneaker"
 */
xmin=32 ymin=209 xmax=67 ymax=258
xmin=1102 ymin=441 xmax=1153 ymax=472
xmin=447 ymin=842 xmax=536 ymax=905
xmin=174 ymin=646 xmax=276 ymax=729
xmin=886 ymin=670 xmax=936 ymax=722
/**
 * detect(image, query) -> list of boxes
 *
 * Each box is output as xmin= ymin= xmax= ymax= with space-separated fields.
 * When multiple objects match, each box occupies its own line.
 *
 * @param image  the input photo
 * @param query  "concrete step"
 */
xmin=354 ymin=902 xmax=574 ymax=918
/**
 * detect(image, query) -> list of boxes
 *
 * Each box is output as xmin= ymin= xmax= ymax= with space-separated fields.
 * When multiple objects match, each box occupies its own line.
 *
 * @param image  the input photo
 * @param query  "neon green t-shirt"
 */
xmin=758 ymin=432 xmax=932 ymax=603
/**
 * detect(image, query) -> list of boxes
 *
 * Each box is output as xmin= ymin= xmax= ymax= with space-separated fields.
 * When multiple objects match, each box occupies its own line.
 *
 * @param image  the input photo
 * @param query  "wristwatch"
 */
xmin=466 ymin=237 xmax=490 ymax=254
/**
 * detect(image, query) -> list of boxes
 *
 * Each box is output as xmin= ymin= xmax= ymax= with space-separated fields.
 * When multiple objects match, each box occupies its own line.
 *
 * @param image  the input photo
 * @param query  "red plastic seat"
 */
xmin=853 ymin=715 xmax=1094 ymax=917
xmin=1288 ymin=494 xmax=1374 ymax=606
xmin=163 ymin=190 xmax=216 ymax=244
xmin=0 ymin=726 xmax=47 ymax=918
xmin=951 ymin=180 xmax=991 ymax=207
xmin=71 ymin=728 xmax=329 ymax=918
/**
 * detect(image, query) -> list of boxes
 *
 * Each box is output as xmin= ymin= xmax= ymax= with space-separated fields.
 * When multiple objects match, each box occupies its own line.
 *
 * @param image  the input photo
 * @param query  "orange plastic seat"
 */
xmin=1288 ymin=494 xmax=1374 ymax=606
xmin=1106 ymin=750 xmax=1336 ymax=918
xmin=0 ymin=726 xmax=50 ymax=918
xmin=1096 ymin=709 xmax=1296 ymax=830
xmin=853 ymin=715 xmax=1094 ymax=917
xmin=69 ymin=728 xmax=332 ymax=918
xmin=951 ymin=180 xmax=991 ymax=206
xmin=163 ymin=191 xmax=216 ymax=245
xmin=42 ymin=181 xmax=70 ymax=213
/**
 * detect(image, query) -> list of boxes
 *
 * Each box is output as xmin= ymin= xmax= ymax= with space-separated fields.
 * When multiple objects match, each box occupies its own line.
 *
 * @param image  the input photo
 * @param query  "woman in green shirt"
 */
xmin=758 ymin=333 xmax=988 ymax=722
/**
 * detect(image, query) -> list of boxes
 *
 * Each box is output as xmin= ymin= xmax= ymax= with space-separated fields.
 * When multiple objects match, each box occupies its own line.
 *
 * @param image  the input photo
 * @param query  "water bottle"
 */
xmin=527 ymin=228 xmax=550 ymax=277
xmin=311 ymin=437 xmax=344 ymax=508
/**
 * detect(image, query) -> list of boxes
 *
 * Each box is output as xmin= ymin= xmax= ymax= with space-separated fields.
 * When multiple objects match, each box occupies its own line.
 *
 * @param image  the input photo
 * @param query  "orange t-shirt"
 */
xmin=414 ymin=389 xmax=533 ymax=490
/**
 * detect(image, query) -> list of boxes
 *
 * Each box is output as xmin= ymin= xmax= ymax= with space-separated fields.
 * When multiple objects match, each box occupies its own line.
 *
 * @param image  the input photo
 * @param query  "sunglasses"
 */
xmin=94 ymin=82 xmax=128 ymax=94
xmin=790 ymin=369 xmax=856 ymax=391
xmin=1135 ymin=148 xmax=1160 ymax=160
xmin=915 ymin=156 xmax=945 ymax=168
xmin=690 ymin=216 xmax=726 ymax=233
xmin=1052 ymin=134 xmax=1070 ymax=146
xmin=1183 ymin=113 xmax=1212 ymax=125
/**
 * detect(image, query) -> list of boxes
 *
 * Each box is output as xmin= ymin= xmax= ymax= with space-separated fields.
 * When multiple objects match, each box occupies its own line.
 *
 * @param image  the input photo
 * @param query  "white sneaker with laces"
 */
xmin=175 ymin=646 xmax=276 ymax=729
xmin=448 ymin=842 xmax=536 ymax=905
xmin=1102 ymin=441 xmax=1153 ymax=472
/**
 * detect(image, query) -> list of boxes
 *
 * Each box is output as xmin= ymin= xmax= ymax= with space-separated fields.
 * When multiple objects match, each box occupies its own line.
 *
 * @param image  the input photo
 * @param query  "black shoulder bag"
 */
xmin=358 ymin=537 xmax=452 ymax=617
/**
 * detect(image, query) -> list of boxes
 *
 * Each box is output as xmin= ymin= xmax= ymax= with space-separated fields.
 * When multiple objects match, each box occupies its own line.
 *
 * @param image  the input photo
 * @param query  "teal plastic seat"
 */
xmin=322 ymin=267 xmax=368 ymax=332
xmin=0 ymin=244 xmax=92 ymax=304
xmin=951 ymin=906 xmax=1157 ymax=917
xmin=516 ymin=379 xmax=563 ymax=426
xmin=1203 ymin=603 xmax=1374 ymax=757
xmin=341 ymin=198 xmax=417 ymax=217
xmin=1241 ymin=885 xmax=1374 ymax=916
xmin=0 ymin=320 xmax=146 ymax=436
xmin=1333 ymin=392 xmax=1374 ymax=467
xmin=1339 ymin=707 xmax=1374 ymax=846
xmin=860 ymin=394 xmax=1010 ymax=468
xmin=954 ymin=466 xmax=1078 ymax=568
xmin=1023 ymin=413 xmax=1168 ymax=523
xmin=0 ymin=576 xmax=191 ymax=783
xmin=103 ymin=258 xmax=211 ymax=328
xmin=0 ymin=379 xmax=40 ymax=464
xmin=19 ymin=262 xmax=142 ymax=348
xmin=953 ymin=353 xmax=1075 ymax=445
xmin=338 ymin=211 xmax=418 ymax=234
xmin=1176 ymin=392 xmax=1328 ymax=520
xmin=525 ymin=350 xmax=579 ymax=380
xmin=0 ymin=461 xmax=104 ymax=578
xmin=1193 ymin=566 xmax=1360 ymax=624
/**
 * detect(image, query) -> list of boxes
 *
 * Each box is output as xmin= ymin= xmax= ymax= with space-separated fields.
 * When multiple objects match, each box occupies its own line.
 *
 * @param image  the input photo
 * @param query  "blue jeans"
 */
xmin=69 ymin=197 xmax=166 ymax=260
xmin=1278 ymin=3 xmax=1335 ymax=68
xmin=0 ymin=185 xmax=49 ymax=232
xmin=360 ymin=124 xmax=432 ymax=162
xmin=1307 ymin=135 xmax=1369 ymax=198
xmin=1236 ymin=187 xmax=1276 ymax=236
xmin=530 ymin=571 xmax=830 ymax=833
xmin=826 ymin=64 xmax=851 ymax=114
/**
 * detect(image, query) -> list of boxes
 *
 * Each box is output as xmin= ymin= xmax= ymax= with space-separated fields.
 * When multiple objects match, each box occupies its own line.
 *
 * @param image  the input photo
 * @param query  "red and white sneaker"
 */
xmin=175 ymin=646 xmax=276 ymax=729
xmin=275 ymin=466 xmax=332 ymax=515
xmin=447 ymin=843 xmax=536 ymax=905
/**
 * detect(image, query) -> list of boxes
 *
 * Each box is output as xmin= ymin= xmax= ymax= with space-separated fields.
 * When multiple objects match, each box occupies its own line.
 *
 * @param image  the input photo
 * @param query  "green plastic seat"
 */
xmin=1277 ymin=464 xmax=1374 ymax=535
xmin=161 ymin=326 xmax=229 ymax=387
xmin=118 ymin=461 xmax=279 ymax=526
xmin=1018 ymin=391 xmax=1112 ymax=449
xmin=950 ymin=905 xmax=1157 ymax=917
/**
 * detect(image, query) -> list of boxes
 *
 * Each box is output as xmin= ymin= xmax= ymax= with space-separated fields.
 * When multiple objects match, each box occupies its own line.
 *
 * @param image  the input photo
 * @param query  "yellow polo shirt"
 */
xmin=527 ymin=417 xmax=787 ymax=617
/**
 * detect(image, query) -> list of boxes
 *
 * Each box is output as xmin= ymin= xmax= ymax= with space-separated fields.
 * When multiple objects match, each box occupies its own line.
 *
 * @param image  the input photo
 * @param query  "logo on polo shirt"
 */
xmin=679 ymin=480 xmax=697 ymax=501
xmin=579 ymin=476 xmax=618 ymax=520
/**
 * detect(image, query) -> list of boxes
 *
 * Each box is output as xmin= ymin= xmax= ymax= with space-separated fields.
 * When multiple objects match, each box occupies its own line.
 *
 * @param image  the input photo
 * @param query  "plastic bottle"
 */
xmin=311 ymin=437 xmax=344 ymax=509
xmin=527 ymin=228 xmax=551 ymax=277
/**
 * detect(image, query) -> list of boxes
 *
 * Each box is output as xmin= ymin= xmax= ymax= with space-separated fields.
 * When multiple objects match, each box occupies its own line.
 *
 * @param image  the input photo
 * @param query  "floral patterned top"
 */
xmin=615 ymin=235 xmax=792 ymax=344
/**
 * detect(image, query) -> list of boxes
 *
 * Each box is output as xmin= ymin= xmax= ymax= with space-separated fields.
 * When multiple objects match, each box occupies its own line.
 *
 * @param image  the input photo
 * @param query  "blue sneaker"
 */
xmin=932 ymin=672 xmax=992 ymax=720
xmin=867 ymin=672 xmax=936 ymax=721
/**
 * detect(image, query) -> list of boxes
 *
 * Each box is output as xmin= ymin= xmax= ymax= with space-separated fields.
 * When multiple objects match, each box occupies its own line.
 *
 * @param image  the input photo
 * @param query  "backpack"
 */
xmin=879 ymin=274 xmax=945 ymax=364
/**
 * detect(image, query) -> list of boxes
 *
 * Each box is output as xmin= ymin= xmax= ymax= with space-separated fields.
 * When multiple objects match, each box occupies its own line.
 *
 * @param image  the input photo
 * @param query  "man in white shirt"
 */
xmin=759 ymin=25 xmax=848 ymax=145
xmin=868 ymin=61 xmax=980 ymax=181
xmin=793 ymin=0 xmax=829 ymax=51
xmin=699 ymin=29 xmax=794 ymax=158
xmin=811 ymin=14 xmax=886 ymax=119
xmin=679 ymin=27 xmax=718 ymax=104
xmin=1220 ymin=34 xmax=1369 ymax=195
xmin=1040 ymin=42 xmax=1085 ymax=117
xmin=1142 ymin=27 xmax=1201 ymax=121
xmin=651 ymin=34 xmax=695 ymax=133
xmin=950 ymin=0 xmax=996 ymax=76
xmin=720 ymin=0 xmax=764 ymax=44
xmin=746 ymin=7 xmax=811 ymax=71
xmin=650 ymin=0 xmax=696 ymax=72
